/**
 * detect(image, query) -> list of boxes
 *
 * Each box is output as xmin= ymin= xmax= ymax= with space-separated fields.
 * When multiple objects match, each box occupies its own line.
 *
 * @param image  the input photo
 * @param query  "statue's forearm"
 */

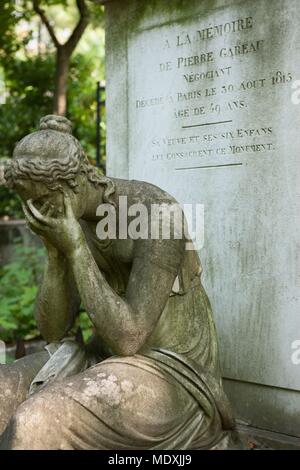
xmin=67 ymin=243 xmax=140 ymax=356
xmin=36 ymin=250 xmax=80 ymax=342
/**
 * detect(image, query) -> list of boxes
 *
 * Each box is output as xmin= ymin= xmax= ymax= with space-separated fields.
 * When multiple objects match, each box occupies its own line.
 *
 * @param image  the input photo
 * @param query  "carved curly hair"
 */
xmin=4 ymin=115 xmax=115 ymax=205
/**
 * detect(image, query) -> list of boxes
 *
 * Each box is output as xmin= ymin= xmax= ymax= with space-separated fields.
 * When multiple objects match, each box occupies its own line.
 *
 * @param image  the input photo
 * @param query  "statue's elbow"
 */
xmin=40 ymin=329 xmax=65 ymax=344
xmin=114 ymin=333 xmax=145 ymax=357
xmin=114 ymin=344 xmax=139 ymax=357
xmin=37 ymin=317 xmax=69 ymax=344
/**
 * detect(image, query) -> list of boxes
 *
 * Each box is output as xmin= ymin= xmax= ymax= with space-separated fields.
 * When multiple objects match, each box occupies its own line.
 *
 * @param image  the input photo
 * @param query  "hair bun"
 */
xmin=39 ymin=115 xmax=72 ymax=134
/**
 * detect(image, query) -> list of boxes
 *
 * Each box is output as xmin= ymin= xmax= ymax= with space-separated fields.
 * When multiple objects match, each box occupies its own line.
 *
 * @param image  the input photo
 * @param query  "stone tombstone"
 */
xmin=103 ymin=0 xmax=300 ymax=437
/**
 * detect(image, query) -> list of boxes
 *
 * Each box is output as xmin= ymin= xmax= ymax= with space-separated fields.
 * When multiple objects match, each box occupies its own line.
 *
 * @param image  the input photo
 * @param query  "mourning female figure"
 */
xmin=0 ymin=115 xmax=234 ymax=449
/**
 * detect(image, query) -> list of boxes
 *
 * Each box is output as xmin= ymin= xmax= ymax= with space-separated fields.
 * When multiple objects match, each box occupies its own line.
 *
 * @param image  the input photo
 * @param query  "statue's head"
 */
xmin=4 ymin=115 xmax=114 ymax=218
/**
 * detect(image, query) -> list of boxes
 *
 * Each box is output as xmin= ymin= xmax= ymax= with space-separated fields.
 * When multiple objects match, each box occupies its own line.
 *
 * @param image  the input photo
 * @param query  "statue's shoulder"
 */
xmin=110 ymin=177 xmax=177 ymax=205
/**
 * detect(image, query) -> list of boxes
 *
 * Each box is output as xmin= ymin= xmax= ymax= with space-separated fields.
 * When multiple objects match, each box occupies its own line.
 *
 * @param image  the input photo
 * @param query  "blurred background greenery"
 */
xmin=0 ymin=0 xmax=104 ymax=350
xmin=0 ymin=0 xmax=106 ymax=218
xmin=0 ymin=242 xmax=93 ymax=347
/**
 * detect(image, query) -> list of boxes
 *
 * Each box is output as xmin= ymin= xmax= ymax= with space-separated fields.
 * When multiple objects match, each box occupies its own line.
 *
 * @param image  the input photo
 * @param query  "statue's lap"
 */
xmin=0 ymin=353 xmax=206 ymax=449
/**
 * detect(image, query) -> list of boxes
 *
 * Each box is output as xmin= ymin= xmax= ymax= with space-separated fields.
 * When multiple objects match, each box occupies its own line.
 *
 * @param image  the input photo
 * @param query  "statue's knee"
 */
xmin=0 ymin=352 xmax=49 ymax=403
xmin=0 ymin=365 xmax=15 ymax=390
xmin=3 ymin=398 xmax=53 ymax=449
xmin=0 ymin=363 xmax=14 ymax=381
xmin=0 ymin=410 xmax=31 ymax=449
xmin=6 ymin=389 xmax=73 ymax=450
xmin=0 ymin=364 xmax=28 ymax=405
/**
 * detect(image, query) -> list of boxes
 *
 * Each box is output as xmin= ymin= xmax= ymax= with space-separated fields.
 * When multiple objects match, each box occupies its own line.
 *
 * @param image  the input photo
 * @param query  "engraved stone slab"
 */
xmin=105 ymin=0 xmax=300 ymax=418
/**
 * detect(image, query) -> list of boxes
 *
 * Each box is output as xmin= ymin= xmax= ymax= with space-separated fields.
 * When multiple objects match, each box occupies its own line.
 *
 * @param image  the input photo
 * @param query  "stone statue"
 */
xmin=0 ymin=115 xmax=235 ymax=450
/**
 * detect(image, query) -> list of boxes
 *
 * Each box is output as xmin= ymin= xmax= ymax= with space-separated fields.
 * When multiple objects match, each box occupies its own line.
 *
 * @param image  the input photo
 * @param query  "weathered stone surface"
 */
xmin=104 ymin=0 xmax=300 ymax=436
xmin=0 ymin=115 xmax=233 ymax=449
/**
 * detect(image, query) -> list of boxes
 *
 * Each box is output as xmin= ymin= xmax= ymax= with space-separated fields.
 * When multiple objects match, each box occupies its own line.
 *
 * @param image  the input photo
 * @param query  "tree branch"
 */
xmin=64 ymin=0 xmax=89 ymax=55
xmin=33 ymin=0 xmax=60 ymax=48
xmin=76 ymin=0 xmax=89 ymax=17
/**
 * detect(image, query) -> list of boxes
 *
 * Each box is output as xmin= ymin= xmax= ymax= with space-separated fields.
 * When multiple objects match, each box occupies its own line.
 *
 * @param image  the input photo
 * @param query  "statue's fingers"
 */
xmin=47 ymin=205 xmax=56 ymax=217
xmin=39 ymin=200 xmax=51 ymax=215
xmin=42 ymin=202 xmax=56 ymax=217
xmin=27 ymin=199 xmax=55 ymax=227
xmin=63 ymin=193 xmax=73 ymax=218
xmin=22 ymin=203 xmax=45 ymax=232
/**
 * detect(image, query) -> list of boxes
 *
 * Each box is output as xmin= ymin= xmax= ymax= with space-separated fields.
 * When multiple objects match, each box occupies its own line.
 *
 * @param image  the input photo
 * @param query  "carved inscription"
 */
xmin=130 ymin=14 xmax=293 ymax=170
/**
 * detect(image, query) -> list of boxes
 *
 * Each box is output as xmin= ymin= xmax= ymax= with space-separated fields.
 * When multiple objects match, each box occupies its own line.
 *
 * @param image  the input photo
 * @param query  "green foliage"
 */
xmin=0 ymin=54 xmax=55 ymax=219
xmin=0 ymin=55 xmax=55 ymax=159
xmin=0 ymin=2 xmax=24 ymax=59
xmin=0 ymin=243 xmax=45 ymax=343
xmin=0 ymin=0 xmax=105 ymax=220
xmin=0 ymin=52 xmax=105 ymax=218
xmin=0 ymin=51 xmax=105 ymax=162
xmin=74 ymin=309 xmax=93 ymax=343
xmin=0 ymin=242 xmax=93 ymax=344
xmin=69 ymin=53 xmax=106 ymax=163
xmin=0 ymin=185 xmax=23 ymax=218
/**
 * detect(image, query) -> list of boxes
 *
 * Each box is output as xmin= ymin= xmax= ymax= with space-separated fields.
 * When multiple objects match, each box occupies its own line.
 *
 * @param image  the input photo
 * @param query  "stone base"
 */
xmin=236 ymin=424 xmax=300 ymax=450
